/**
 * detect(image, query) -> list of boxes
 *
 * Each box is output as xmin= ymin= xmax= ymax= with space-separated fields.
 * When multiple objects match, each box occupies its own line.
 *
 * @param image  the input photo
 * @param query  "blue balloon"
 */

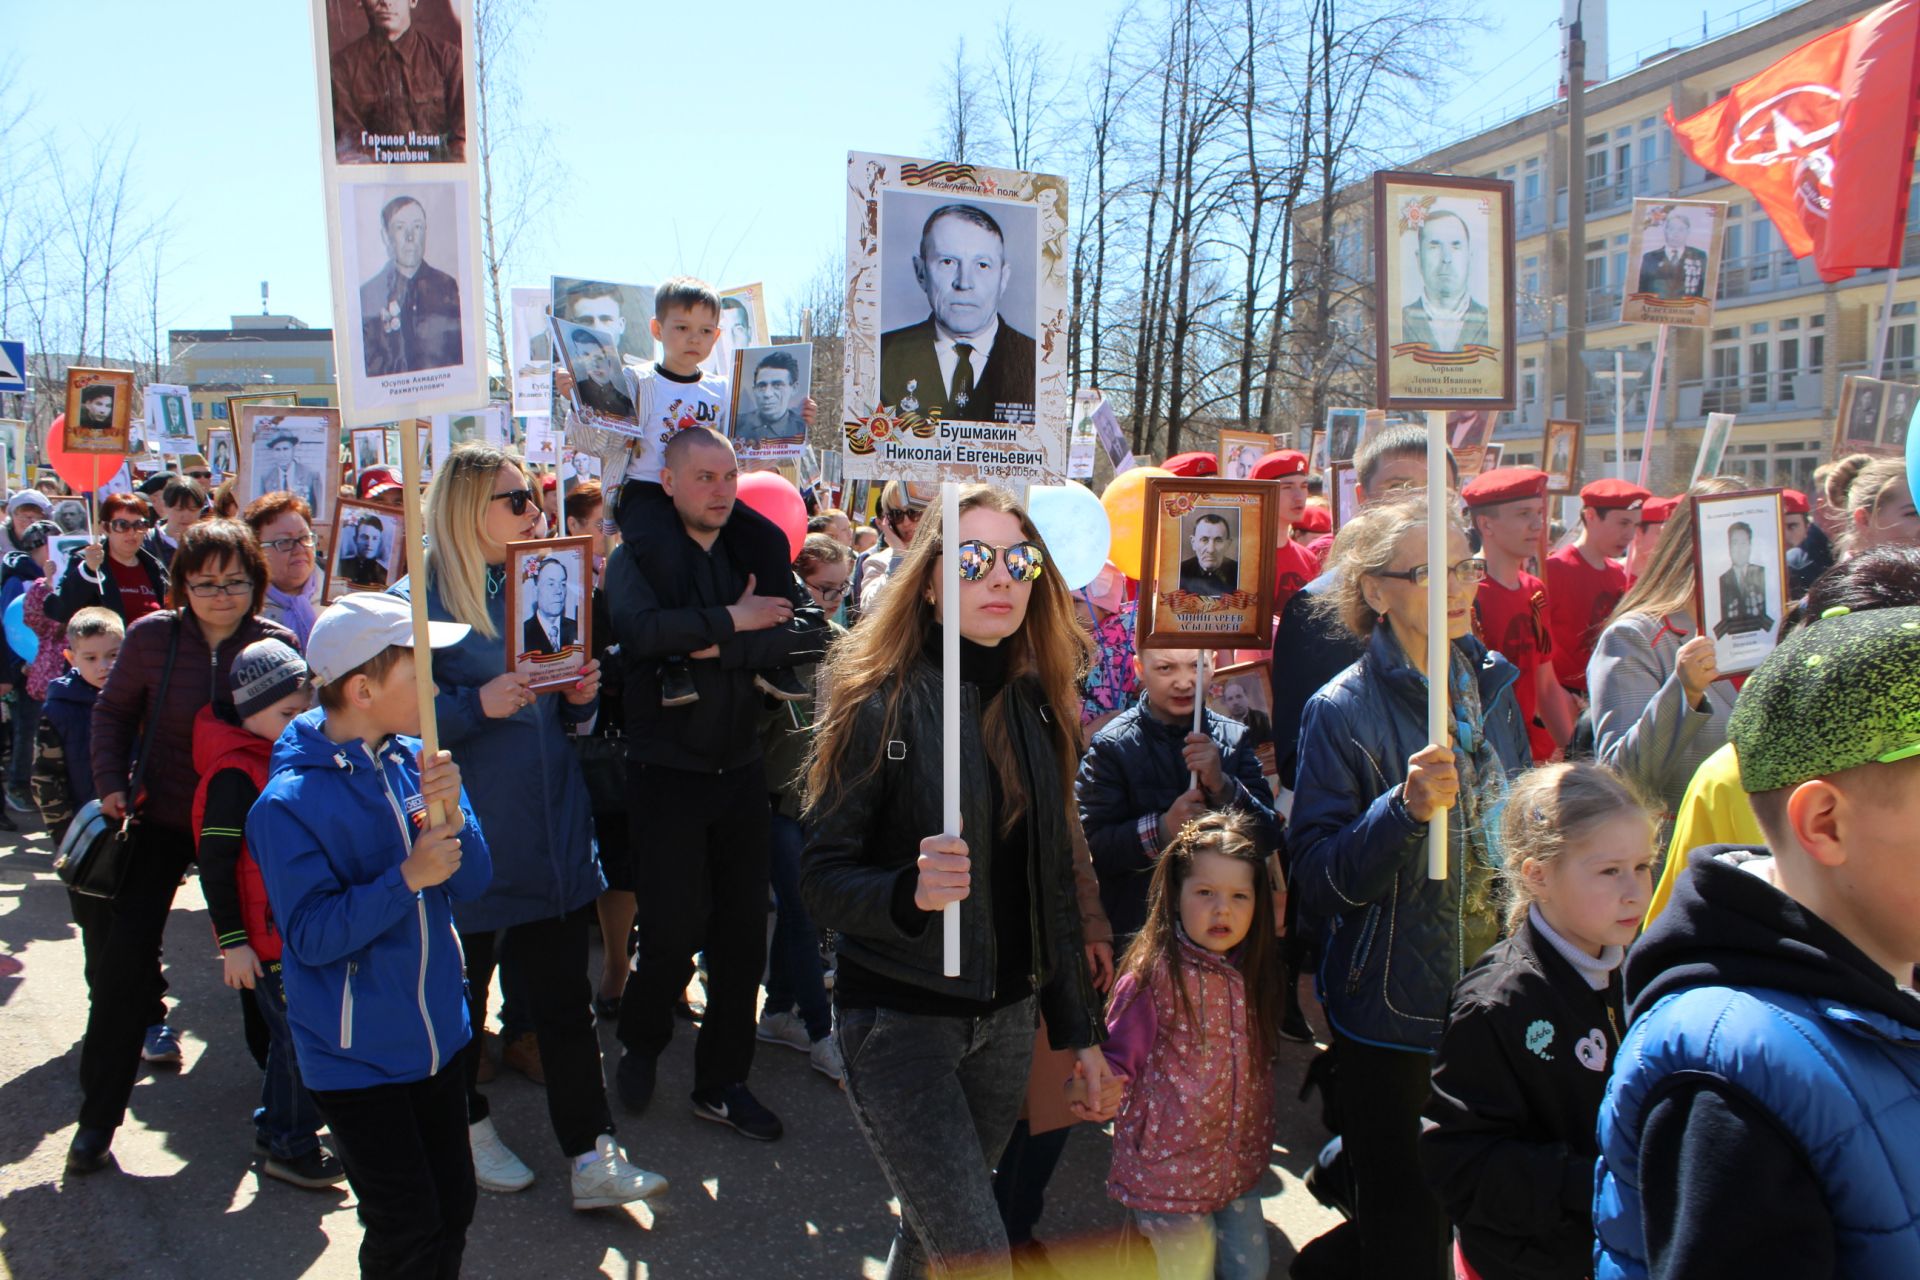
xmin=3 ymin=595 xmax=35 ymax=665
xmin=1907 ymin=396 xmax=1920 ymax=495
xmin=1028 ymin=482 xmax=1112 ymax=592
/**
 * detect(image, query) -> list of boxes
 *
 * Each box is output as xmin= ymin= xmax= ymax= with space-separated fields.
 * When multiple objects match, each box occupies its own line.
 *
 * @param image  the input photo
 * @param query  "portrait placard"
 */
xmin=1067 ymin=392 xmax=1099 ymax=479
xmin=52 ymin=533 xmax=91 ymax=564
xmin=351 ymin=426 xmax=388 ymax=473
xmin=1206 ymin=658 xmax=1277 ymax=785
xmin=730 ymin=343 xmax=813 ymax=465
xmin=1324 ymin=408 xmax=1365 ymax=465
xmin=1138 ymin=478 xmax=1277 ymax=650
xmin=237 ymin=406 xmax=341 ymax=529
xmin=510 ymin=284 xmax=553 ymax=417
xmin=843 ymin=151 xmax=1070 ymax=481
xmin=550 ymin=276 xmax=655 ymax=374
xmin=431 ymin=404 xmax=507 ymax=461
xmin=1481 ymin=443 xmax=1504 ymax=472
xmin=325 ymin=497 xmax=407 ymax=602
xmin=1372 ymin=170 xmax=1515 ymax=411
xmin=205 ymin=429 xmax=237 ymax=482
xmin=1216 ymin=429 xmax=1276 ymax=479
xmin=701 ymin=283 xmax=770 ymax=380
xmin=0 ymin=420 xmax=23 ymax=488
xmin=1305 ymin=427 xmax=1329 ymax=475
xmin=503 ymin=536 xmax=592 ymax=691
xmin=51 ymin=502 xmax=90 ymax=536
xmin=1691 ymin=488 xmax=1786 ymax=678
xmin=1543 ymin=419 xmax=1582 ymax=494
xmin=1620 ymin=199 xmax=1726 ymax=328
xmin=1692 ymin=412 xmax=1737 ymax=484
xmin=317 ymin=0 xmax=468 ymax=166
xmin=550 ymin=315 xmax=641 ymax=436
xmin=523 ymin=417 xmax=559 ymax=464
xmin=1329 ymin=461 xmax=1359 ymax=530
xmin=225 ymin=392 xmax=298 ymax=439
xmin=1834 ymin=374 xmax=1911 ymax=458
xmin=143 ymin=384 xmax=196 ymax=454
xmin=63 ymin=368 xmax=135 ymax=455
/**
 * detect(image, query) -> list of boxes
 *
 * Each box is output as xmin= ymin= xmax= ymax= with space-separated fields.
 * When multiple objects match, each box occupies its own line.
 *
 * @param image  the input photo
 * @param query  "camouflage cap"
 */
xmin=1731 ymin=605 xmax=1920 ymax=793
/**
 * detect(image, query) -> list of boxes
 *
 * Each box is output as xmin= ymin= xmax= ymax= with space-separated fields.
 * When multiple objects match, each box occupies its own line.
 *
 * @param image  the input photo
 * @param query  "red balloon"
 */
xmin=735 ymin=471 xmax=809 ymax=561
xmin=44 ymin=414 xmax=129 ymax=494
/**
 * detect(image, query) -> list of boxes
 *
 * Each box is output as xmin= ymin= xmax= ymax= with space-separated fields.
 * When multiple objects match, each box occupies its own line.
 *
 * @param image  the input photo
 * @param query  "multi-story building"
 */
xmin=168 ymin=315 xmax=336 ymax=438
xmin=1310 ymin=0 xmax=1914 ymax=498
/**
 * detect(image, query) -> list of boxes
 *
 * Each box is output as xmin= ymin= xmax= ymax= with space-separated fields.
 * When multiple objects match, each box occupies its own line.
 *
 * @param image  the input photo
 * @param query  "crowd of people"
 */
xmin=9 ymin=274 xmax=1919 ymax=1280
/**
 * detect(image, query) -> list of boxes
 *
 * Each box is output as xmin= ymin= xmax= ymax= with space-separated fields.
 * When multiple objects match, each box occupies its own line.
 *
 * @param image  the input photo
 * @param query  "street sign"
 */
xmin=0 ymin=341 xmax=24 ymax=395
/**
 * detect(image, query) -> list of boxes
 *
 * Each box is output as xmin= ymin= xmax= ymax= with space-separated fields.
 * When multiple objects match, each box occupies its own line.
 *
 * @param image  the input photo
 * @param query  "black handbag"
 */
xmin=571 ymin=727 xmax=628 ymax=815
xmin=52 ymin=619 xmax=181 ymax=900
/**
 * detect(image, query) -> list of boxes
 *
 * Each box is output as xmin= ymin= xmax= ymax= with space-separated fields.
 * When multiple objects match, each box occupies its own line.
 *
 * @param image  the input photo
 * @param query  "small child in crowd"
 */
xmin=33 ymin=606 xmax=122 ymax=842
xmin=1593 ymin=606 xmax=1920 ymax=1278
xmin=191 ymin=639 xmax=342 ymax=1190
xmin=1422 ymin=763 xmax=1654 ymax=1280
xmin=1067 ymin=813 xmax=1281 ymax=1280
xmin=249 ymin=595 xmax=490 ymax=1277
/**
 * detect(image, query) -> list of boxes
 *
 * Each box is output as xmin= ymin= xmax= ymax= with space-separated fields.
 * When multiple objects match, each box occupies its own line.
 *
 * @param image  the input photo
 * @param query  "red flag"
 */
xmin=1667 ymin=0 xmax=1920 ymax=282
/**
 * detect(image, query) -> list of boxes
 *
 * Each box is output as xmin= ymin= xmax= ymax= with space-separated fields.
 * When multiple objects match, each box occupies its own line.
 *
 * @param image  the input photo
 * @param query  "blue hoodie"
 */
xmin=247 ymin=707 xmax=492 ymax=1092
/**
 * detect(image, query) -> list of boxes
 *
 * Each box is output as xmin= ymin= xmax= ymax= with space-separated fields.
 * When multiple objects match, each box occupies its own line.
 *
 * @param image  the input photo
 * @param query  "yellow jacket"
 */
xmin=1644 ymin=741 xmax=1765 ymax=925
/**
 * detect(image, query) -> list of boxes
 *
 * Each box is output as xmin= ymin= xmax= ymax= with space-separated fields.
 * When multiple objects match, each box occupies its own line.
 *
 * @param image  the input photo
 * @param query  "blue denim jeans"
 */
xmin=835 ymin=996 xmax=1037 ymax=1280
xmin=765 ymin=813 xmax=831 ymax=1041
xmin=252 ymin=964 xmax=323 ymax=1160
xmin=1134 ymin=1192 xmax=1270 ymax=1280
xmin=8 ymin=693 xmax=40 ymax=793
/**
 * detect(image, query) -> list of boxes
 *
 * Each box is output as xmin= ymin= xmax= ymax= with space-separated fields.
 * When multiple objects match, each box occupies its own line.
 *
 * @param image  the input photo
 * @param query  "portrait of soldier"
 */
xmin=330 ymin=0 xmax=465 ymax=164
xmin=336 ymin=514 xmax=391 ymax=589
xmin=734 ymin=350 xmax=806 ymax=444
xmin=880 ymin=203 xmax=1036 ymax=423
xmin=566 ymin=327 xmax=636 ymax=422
xmin=1848 ymin=380 xmax=1884 ymax=445
xmin=360 ymin=194 xmax=462 ymax=376
xmin=1636 ymin=209 xmax=1709 ymax=301
xmin=1400 ymin=208 xmax=1490 ymax=354
xmin=1712 ymin=520 xmax=1775 ymax=640
xmin=1177 ymin=512 xmax=1240 ymax=597
xmin=159 ymin=393 xmax=191 ymax=439
xmin=256 ymin=430 xmax=323 ymax=512
xmin=557 ymin=281 xmax=642 ymax=364
xmin=522 ymin=555 xmax=578 ymax=655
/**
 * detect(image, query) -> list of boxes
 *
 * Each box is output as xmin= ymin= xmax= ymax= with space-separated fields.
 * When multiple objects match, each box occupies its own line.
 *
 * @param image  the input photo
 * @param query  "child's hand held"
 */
xmin=401 ymin=822 xmax=463 ymax=892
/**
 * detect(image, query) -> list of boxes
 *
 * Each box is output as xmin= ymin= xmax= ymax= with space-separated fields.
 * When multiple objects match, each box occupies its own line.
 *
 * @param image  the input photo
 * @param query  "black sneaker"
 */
xmin=65 ymin=1126 xmax=114 ymax=1175
xmin=691 ymin=1083 xmax=783 ymax=1141
xmin=265 ymin=1146 xmax=348 ymax=1189
xmin=1279 ymin=1001 xmax=1317 ymax=1044
xmin=753 ymin=667 xmax=808 ymax=702
xmin=0 ymin=808 xmax=16 ymax=832
xmin=660 ymin=661 xmax=699 ymax=708
xmin=615 ymin=1050 xmax=657 ymax=1115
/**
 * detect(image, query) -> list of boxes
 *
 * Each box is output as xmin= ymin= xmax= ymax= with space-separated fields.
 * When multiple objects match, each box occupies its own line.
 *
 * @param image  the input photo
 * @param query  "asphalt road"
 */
xmin=0 ymin=816 xmax=1342 ymax=1278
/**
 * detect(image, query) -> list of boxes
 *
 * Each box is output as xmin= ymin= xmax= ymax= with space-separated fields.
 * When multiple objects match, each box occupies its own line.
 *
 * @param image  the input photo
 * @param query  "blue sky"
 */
xmin=11 ymin=0 xmax=1768 ymax=339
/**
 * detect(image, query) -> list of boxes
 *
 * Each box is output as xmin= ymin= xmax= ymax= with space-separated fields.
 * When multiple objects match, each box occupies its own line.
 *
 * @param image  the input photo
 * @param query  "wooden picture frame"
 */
xmin=224 ymin=391 xmax=298 ymax=437
xmin=1329 ymin=460 xmax=1359 ymax=529
xmin=1543 ymin=419 xmax=1582 ymax=495
xmin=1206 ymin=658 xmax=1277 ymax=783
xmin=1690 ymin=488 xmax=1787 ymax=679
xmin=1619 ymin=198 xmax=1727 ymax=328
xmin=1834 ymin=374 xmax=1911 ymax=459
xmin=504 ymin=536 xmax=593 ymax=691
xmin=1216 ymin=429 xmax=1276 ymax=479
xmin=237 ymin=405 xmax=341 ymax=531
xmin=1372 ymin=169 xmax=1516 ymax=411
xmin=324 ymin=497 xmax=407 ymax=602
xmin=1138 ymin=477 xmax=1278 ymax=650
xmin=63 ymin=368 xmax=135 ymax=454
xmin=205 ymin=428 xmax=237 ymax=482
xmin=1324 ymin=408 xmax=1365 ymax=464
xmin=350 ymin=426 xmax=388 ymax=474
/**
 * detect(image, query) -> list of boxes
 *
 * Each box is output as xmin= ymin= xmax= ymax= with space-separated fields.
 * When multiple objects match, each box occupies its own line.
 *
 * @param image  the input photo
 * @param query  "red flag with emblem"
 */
xmin=1667 ymin=0 xmax=1920 ymax=282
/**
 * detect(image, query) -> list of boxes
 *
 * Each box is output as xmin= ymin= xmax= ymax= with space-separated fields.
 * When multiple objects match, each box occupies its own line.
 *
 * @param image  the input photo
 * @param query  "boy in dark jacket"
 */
xmin=32 ymin=607 xmax=120 ymax=840
xmin=1593 ymin=607 xmax=1920 ymax=1279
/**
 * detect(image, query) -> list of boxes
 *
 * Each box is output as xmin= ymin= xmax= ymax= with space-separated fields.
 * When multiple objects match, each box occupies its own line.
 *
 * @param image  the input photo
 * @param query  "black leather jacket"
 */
xmin=801 ymin=655 xmax=1104 ymax=1050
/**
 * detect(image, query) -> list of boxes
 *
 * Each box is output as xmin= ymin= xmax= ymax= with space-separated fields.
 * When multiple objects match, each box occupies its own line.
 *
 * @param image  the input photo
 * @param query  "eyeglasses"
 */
xmin=1368 ymin=557 xmax=1486 ymax=587
xmin=947 ymin=539 xmax=1046 ymax=583
xmin=807 ymin=580 xmax=850 ymax=602
xmin=186 ymin=577 xmax=254 ymax=599
xmin=491 ymin=488 xmax=536 ymax=516
xmin=259 ymin=532 xmax=318 ymax=554
xmin=106 ymin=519 xmax=150 ymax=534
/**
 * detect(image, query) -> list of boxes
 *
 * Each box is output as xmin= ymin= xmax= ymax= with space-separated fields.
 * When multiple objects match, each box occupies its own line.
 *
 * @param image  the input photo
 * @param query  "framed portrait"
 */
xmin=1305 ymin=427 xmax=1329 ymax=475
xmin=432 ymin=404 xmax=507 ymax=462
xmin=63 ymin=368 xmax=135 ymax=454
xmin=550 ymin=276 xmax=655 ymax=373
xmin=1543 ymin=419 xmax=1582 ymax=495
xmin=1324 ymin=407 xmax=1365 ymax=465
xmin=730 ymin=342 xmax=813 ymax=464
xmin=351 ymin=426 xmax=388 ymax=473
xmin=51 ymin=500 xmax=91 ymax=536
xmin=316 ymin=0 xmax=469 ymax=166
xmin=324 ymin=498 xmax=407 ymax=602
xmin=0 ymin=420 xmax=23 ymax=488
xmin=1834 ymin=374 xmax=1910 ymax=458
xmin=1481 ymin=443 xmax=1504 ymax=472
xmin=1329 ymin=461 xmax=1360 ymax=530
xmin=237 ymin=406 xmax=341 ymax=529
xmin=380 ymin=423 xmax=435 ymax=480
xmin=844 ymin=152 xmax=1070 ymax=482
xmin=1361 ymin=409 xmax=1389 ymax=452
xmin=1691 ymin=488 xmax=1787 ymax=678
xmin=1691 ymin=412 xmax=1737 ymax=485
xmin=1620 ymin=198 xmax=1727 ymax=328
xmin=225 ymin=391 xmax=297 ymax=440
xmin=1206 ymin=658 xmax=1277 ymax=784
xmin=1883 ymin=382 xmax=1918 ymax=455
xmin=550 ymin=314 xmax=642 ymax=434
xmin=52 ymin=533 xmax=91 ymax=564
xmin=701 ymin=282 xmax=770 ymax=380
xmin=1372 ymin=170 xmax=1515 ymax=411
xmin=1216 ymin=429 xmax=1274 ymax=479
xmin=1138 ymin=478 xmax=1278 ymax=650
xmin=503 ymin=536 xmax=592 ymax=691
xmin=510 ymin=284 xmax=553 ymax=418
xmin=205 ymin=428 xmax=237 ymax=482
xmin=143 ymin=384 xmax=196 ymax=453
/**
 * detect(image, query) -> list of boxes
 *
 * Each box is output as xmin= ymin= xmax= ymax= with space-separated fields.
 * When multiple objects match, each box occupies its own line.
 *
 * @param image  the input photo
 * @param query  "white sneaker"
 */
xmin=755 ymin=1009 xmax=811 ymax=1053
xmin=571 ymin=1133 xmax=669 ymax=1210
xmin=809 ymin=1035 xmax=844 ymax=1082
xmin=469 ymin=1117 xmax=535 ymax=1193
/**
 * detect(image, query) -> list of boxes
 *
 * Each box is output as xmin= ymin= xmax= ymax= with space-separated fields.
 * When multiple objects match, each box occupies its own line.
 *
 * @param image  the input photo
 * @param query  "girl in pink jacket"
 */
xmin=1066 ymin=813 xmax=1283 ymax=1279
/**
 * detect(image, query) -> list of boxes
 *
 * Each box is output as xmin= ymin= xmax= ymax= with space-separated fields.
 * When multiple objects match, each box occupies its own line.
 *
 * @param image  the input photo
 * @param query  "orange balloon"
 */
xmin=1099 ymin=465 xmax=1171 ymax=580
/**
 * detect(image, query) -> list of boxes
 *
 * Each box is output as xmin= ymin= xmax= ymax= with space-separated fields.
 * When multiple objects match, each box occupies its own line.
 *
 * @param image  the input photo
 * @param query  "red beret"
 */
xmin=1163 ymin=451 xmax=1218 ymax=478
xmin=1295 ymin=505 xmax=1331 ymax=533
xmin=1579 ymin=478 xmax=1651 ymax=511
xmin=1782 ymin=488 xmax=1810 ymax=516
xmin=1249 ymin=450 xmax=1309 ymax=480
xmin=1640 ymin=495 xmax=1679 ymax=523
xmin=539 ymin=473 xmax=559 ymax=492
xmin=1460 ymin=466 xmax=1548 ymax=509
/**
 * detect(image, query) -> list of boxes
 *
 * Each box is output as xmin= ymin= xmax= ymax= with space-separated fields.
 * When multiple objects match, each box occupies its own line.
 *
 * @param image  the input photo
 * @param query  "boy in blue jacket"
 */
xmin=244 ymin=593 xmax=489 ymax=1278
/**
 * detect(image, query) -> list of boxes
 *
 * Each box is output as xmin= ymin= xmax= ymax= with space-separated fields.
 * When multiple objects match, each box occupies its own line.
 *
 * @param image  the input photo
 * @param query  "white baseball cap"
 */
xmin=306 ymin=593 xmax=470 ymax=686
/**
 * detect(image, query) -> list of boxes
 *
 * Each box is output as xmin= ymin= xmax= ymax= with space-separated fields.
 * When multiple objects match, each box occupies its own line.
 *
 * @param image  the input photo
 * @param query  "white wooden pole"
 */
xmin=941 ymin=481 xmax=962 ymax=978
xmin=1189 ymin=648 xmax=1207 ymax=790
xmin=1636 ymin=325 xmax=1669 ymax=489
xmin=1423 ymin=409 xmax=1449 ymax=882
xmin=1870 ymin=268 xmax=1902 ymax=380
xmin=1612 ymin=351 xmax=1626 ymax=481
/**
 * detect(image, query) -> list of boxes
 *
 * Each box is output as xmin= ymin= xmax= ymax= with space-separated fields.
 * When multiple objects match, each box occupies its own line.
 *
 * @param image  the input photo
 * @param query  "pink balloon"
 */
xmin=736 ymin=471 xmax=809 ymax=561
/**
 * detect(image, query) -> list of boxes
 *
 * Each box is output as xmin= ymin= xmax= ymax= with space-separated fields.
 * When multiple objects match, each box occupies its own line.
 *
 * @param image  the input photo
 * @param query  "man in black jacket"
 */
xmin=605 ymin=426 xmax=827 ymax=1143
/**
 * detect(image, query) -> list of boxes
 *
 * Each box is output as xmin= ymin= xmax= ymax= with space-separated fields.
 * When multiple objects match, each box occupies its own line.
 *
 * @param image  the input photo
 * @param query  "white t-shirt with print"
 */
xmin=621 ymin=363 xmax=731 ymax=483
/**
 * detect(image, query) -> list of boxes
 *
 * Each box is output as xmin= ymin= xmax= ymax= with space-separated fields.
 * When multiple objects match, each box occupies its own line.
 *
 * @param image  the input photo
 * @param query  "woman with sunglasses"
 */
xmin=802 ymin=486 xmax=1113 ymax=1276
xmin=1289 ymin=494 xmax=1530 ymax=1278
xmin=850 ymin=479 xmax=927 ymax=621
xmin=66 ymin=520 xmax=297 ymax=1174
xmin=242 ymin=492 xmax=323 ymax=647
xmin=46 ymin=492 xmax=170 ymax=629
xmin=400 ymin=444 xmax=665 ymax=1208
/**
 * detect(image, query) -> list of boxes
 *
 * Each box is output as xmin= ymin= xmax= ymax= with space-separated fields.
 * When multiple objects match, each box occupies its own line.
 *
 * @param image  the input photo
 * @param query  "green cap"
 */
xmin=1731 ymin=605 xmax=1920 ymax=793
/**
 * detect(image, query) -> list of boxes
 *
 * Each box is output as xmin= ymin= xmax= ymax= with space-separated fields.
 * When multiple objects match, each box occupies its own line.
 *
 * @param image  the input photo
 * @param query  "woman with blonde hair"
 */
xmin=802 ymin=484 xmax=1114 ymax=1277
xmin=1588 ymin=476 xmax=1744 ymax=815
xmin=398 ymin=443 xmax=665 ymax=1210
xmin=1824 ymin=453 xmax=1918 ymax=557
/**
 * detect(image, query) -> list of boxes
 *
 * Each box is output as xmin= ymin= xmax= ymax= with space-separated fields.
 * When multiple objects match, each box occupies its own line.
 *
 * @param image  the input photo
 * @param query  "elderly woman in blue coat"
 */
xmin=399 ymin=443 xmax=664 ymax=1210
xmin=1290 ymin=494 xmax=1530 ymax=1280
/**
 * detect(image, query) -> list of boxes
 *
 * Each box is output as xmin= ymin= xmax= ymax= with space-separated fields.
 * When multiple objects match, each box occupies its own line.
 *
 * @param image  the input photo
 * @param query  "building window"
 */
xmin=214 ymin=403 xmax=228 ymax=420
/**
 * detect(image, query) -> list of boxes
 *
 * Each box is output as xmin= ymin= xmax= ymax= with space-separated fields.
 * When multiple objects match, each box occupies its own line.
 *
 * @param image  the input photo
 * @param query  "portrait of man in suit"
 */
xmin=1712 ymin=521 xmax=1775 ymax=640
xmin=1847 ymin=379 xmax=1885 ymax=446
xmin=359 ymin=194 xmax=461 ymax=377
xmin=336 ymin=514 xmax=391 ymax=589
xmin=1400 ymin=209 xmax=1490 ymax=354
xmin=879 ymin=202 xmax=1037 ymax=424
xmin=159 ymin=392 xmax=191 ymax=440
xmin=523 ymin=556 xmax=578 ymax=655
xmin=1178 ymin=512 xmax=1239 ymax=596
xmin=734 ymin=350 xmax=807 ymax=444
xmin=1636 ymin=209 xmax=1709 ymax=301
xmin=255 ymin=430 xmax=321 ymax=511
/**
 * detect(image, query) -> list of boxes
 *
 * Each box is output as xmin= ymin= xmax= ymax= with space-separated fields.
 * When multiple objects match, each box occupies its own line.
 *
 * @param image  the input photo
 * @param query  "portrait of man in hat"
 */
xmin=254 ymin=428 xmax=322 ymax=512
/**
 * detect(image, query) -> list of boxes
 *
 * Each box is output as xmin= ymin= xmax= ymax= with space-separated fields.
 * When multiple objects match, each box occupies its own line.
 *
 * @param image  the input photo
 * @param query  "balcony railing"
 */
xmin=1679 ymin=372 xmax=1824 ymax=417
xmin=1716 ymin=249 xmax=1808 ymax=301
xmin=1586 ymin=290 xmax=1623 ymax=325
xmin=1582 ymin=158 xmax=1666 ymax=217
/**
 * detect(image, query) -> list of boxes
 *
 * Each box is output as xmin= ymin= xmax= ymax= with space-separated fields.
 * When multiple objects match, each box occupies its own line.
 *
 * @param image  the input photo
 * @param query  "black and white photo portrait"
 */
xmin=53 ymin=501 xmax=88 ymax=536
xmin=353 ymin=426 xmax=386 ymax=472
xmin=1326 ymin=408 xmax=1364 ymax=464
xmin=1401 ymin=206 xmax=1489 ymax=355
xmin=145 ymin=384 xmax=194 ymax=447
xmin=1178 ymin=510 xmax=1240 ymax=597
xmin=1693 ymin=489 xmax=1786 ymax=677
xmin=1849 ymin=378 xmax=1884 ymax=446
xmin=1373 ymin=172 xmax=1513 ymax=410
xmin=240 ymin=407 xmax=339 ymax=528
xmin=1621 ymin=198 xmax=1725 ymax=327
xmin=326 ymin=497 xmax=409 ymax=601
xmin=357 ymin=190 xmax=462 ymax=376
xmin=553 ymin=320 xmax=638 ymax=427
xmin=207 ymin=430 xmax=236 ymax=481
xmin=325 ymin=0 xmax=466 ymax=165
xmin=1711 ymin=520 xmax=1774 ymax=641
xmin=511 ymin=284 xmax=553 ymax=416
xmin=521 ymin=556 xmax=578 ymax=655
xmin=63 ymin=368 xmax=135 ymax=454
xmin=1880 ymin=383 xmax=1916 ymax=451
xmin=551 ymin=276 xmax=655 ymax=368
xmin=504 ymin=536 xmax=591 ymax=689
xmin=731 ymin=344 xmax=813 ymax=453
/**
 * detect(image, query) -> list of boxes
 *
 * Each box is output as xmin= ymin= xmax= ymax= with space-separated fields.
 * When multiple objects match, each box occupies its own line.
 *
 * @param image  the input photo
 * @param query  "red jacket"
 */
xmin=190 ymin=705 xmax=279 ymax=961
